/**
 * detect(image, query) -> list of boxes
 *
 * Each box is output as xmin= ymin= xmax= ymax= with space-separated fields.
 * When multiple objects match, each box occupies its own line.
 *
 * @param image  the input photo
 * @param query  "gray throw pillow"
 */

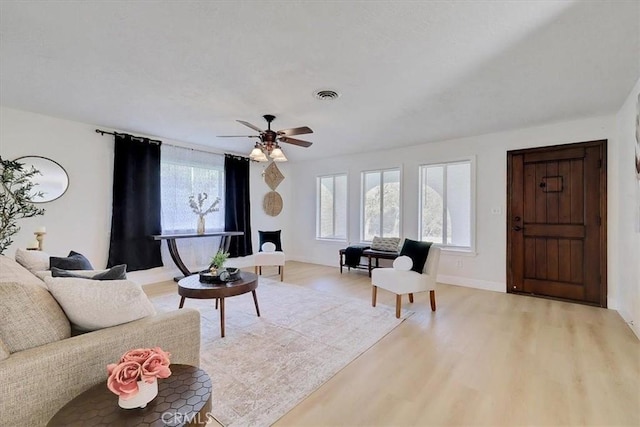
xmin=371 ymin=236 xmax=401 ymax=252
xmin=51 ymin=264 xmax=127 ymax=281
xmin=49 ymin=251 xmax=94 ymax=270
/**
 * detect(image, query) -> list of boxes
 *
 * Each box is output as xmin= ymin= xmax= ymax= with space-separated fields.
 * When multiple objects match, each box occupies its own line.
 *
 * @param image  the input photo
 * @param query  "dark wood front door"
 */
xmin=507 ymin=140 xmax=607 ymax=306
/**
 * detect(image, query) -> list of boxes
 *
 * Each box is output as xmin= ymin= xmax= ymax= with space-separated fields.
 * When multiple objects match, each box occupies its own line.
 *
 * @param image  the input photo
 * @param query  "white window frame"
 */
xmin=418 ymin=158 xmax=476 ymax=253
xmin=316 ymin=173 xmax=348 ymax=241
xmin=360 ymin=167 xmax=402 ymax=242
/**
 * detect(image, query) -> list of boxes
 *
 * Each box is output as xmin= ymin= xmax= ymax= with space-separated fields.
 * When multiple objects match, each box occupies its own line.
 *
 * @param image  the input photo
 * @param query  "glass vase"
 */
xmin=197 ymin=215 xmax=205 ymax=235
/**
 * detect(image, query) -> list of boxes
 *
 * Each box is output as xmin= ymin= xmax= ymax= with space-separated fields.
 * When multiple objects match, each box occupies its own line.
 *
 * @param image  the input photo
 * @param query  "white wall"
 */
xmin=289 ymin=115 xmax=623 ymax=301
xmin=610 ymin=76 xmax=640 ymax=338
xmin=0 ymin=106 xmax=291 ymax=284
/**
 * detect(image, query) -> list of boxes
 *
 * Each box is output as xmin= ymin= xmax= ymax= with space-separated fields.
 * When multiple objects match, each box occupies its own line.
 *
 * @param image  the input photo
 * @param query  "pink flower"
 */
xmin=141 ymin=353 xmax=171 ymax=383
xmin=106 ymin=347 xmax=172 ymax=397
xmin=107 ymin=361 xmax=141 ymax=399
xmin=120 ymin=348 xmax=155 ymax=364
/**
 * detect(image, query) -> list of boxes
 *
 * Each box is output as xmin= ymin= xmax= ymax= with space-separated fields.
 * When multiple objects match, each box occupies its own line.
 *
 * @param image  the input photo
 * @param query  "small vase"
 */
xmin=197 ymin=215 xmax=205 ymax=235
xmin=118 ymin=378 xmax=158 ymax=409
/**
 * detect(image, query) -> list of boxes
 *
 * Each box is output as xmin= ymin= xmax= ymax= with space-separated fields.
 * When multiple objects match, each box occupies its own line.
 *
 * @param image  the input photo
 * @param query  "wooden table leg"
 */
xmin=372 ymin=285 xmax=377 ymax=307
xmin=252 ymin=290 xmax=261 ymax=317
xmin=219 ymin=297 xmax=225 ymax=338
xmin=395 ymin=294 xmax=401 ymax=319
xmin=408 ymin=293 xmax=414 ymax=303
xmin=368 ymin=255 xmax=372 ymax=277
xmin=215 ymin=298 xmax=218 ymax=310
xmin=179 ymin=296 xmax=185 ymax=309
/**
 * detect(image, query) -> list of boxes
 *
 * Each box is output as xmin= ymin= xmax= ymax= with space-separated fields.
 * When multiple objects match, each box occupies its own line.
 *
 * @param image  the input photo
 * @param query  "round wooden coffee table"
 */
xmin=47 ymin=364 xmax=212 ymax=427
xmin=178 ymin=271 xmax=260 ymax=337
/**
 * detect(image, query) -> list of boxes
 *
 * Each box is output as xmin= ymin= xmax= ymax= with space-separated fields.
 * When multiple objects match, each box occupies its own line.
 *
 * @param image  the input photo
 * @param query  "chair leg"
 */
xmin=395 ymin=294 xmax=401 ymax=318
xmin=254 ymin=265 xmax=258 ymax=274
xmin=430 ymin=290 xmax=436 ymax=311
xmin=280 ymin=265 xmax=284 ymax=281
xmin=372 ymin=285 xmax=377 ymax=307
xmin=408 ymin=293 xmax=414 ymax=303
xmin=259 ymin=266 xmax=262 ymax=275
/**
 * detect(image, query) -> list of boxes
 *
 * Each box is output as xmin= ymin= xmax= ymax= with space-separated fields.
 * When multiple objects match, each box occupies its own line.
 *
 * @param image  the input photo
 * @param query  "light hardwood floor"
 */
xmin=146 ymin=261 xmax=639 ymax=426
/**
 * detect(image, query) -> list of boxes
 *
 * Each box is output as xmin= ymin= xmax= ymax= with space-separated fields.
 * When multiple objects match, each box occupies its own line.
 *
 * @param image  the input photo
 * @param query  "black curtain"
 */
xmin=107 ymin=135 xmax=163 ymax=271
xmin=224 ymin=154 xmax=253 ymax=257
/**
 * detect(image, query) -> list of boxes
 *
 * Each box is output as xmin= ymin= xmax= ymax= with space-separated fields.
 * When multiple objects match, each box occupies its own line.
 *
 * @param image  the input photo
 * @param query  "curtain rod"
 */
xmin=95 ymin=129 xmax=162 ymax=145
xmin=95 ymin=128 xmax=253 ymax=159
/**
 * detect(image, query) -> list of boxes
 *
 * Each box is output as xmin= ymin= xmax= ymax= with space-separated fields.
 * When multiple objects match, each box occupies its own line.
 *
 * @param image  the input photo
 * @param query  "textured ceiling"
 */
xmin=1 ymin=1 xmax=639 ymax=161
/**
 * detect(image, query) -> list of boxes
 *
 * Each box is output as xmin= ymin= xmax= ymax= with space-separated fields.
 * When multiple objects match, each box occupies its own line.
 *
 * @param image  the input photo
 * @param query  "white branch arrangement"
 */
xmin=189 ymin=193 xmax=220 ymax=217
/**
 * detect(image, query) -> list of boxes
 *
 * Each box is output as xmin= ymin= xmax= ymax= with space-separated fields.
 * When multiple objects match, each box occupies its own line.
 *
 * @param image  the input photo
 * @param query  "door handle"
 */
xmin=513 ymin=226 xmax=523 ymax=232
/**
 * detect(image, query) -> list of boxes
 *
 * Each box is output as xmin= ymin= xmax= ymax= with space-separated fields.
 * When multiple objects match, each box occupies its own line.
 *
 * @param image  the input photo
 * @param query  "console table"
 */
xmin=153 ymin=232 xmax=244 ymax=280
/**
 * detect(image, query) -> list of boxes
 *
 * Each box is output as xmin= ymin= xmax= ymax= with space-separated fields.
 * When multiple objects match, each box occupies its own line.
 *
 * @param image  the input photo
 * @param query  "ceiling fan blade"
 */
xmin=280 ymin=136 xmax=313 ymax=148
xmin=277 ymin=126 xmax=313 ymax=137
xmin=237 ymin=120 xmax=264 ymax=133
xmin=217 ymin=135 xmax=258 ymax=138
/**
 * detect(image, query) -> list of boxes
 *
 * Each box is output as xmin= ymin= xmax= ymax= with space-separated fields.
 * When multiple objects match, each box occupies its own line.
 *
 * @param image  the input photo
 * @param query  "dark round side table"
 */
xmin=178 ymin=271 xmax=260 ymax=337
xmin=47 ymin=364 xmax=212 ymax=427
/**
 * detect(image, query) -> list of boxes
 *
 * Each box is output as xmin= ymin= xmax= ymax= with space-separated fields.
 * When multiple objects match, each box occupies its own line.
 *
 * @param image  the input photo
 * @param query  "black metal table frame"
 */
xmin=152 ymin=232 xmax=244 ymax=281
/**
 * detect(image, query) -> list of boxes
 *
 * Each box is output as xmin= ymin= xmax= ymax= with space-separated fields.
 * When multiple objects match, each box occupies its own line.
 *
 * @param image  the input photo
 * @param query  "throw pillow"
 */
xmin=15 ymin=248 xmax=50 ymax=273
xmin=49 ymin=250 xmax=94 ymax=270
xmin=392 ymin=255 xmax=413 ymax=271
xmin=371 ymin=236 xmax=401 ymax=252
xmin=51 ymin=264 xmax=127 ymax=281
xmin=44 ymin=277 xmax=156 ymax=331
xmin=261 ymin=242 xmax=276 ymax=252
xmin=399 ymin=239 xmax=432 ymax=274
xmin=259 ymin=230 xmax=282 ymax=252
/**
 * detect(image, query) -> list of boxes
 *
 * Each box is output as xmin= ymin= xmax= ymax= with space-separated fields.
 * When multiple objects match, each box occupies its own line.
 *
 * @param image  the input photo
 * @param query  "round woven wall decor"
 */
xmin=263 ymin=191 xmax=283 ymax=217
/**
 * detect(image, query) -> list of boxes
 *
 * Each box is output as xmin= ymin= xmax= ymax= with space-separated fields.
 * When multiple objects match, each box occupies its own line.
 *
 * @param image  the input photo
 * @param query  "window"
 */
xmin=160 ymin=145 xmax=225 ymax=233
xmin=316 ymin=174 xmax=347 ymax=240
xmin=419 ymin=160 xmax=473 ymax=250
xmin=361 ymin=168 xmax=401 ymax=241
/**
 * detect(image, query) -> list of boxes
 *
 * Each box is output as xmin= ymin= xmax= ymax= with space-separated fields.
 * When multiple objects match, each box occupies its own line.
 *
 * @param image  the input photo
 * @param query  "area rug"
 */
xmin=151 ymin=278 xmax=411 ymax=427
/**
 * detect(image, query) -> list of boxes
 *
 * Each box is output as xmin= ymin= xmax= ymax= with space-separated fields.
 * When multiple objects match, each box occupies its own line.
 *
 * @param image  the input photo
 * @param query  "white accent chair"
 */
xmin=371 ymin=246 xmax=441 ymax=318
xmin=254 ymin=242 xmax=285 ymax=281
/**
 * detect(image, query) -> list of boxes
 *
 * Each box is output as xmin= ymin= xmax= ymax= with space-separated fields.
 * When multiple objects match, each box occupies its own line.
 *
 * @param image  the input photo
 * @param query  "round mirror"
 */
xmin=14 ymin=156 xmax=69 ymax=203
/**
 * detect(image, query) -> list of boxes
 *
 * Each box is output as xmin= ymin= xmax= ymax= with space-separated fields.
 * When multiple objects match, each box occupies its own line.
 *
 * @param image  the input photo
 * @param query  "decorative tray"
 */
xmin=199 ymin=268 xmax=240 ymax=284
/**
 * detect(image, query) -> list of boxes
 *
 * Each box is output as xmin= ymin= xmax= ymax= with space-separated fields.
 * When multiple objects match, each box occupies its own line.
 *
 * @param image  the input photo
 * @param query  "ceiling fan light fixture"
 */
xmin=272 ymin=151 xmax=287 ymax=162
xmin=250 ymin=146 xmax=264 ymax=160
xmin=256 ymin=151 xmax=269 ymax=162
xmin=270 ymin=147 xmax=284 ymax=158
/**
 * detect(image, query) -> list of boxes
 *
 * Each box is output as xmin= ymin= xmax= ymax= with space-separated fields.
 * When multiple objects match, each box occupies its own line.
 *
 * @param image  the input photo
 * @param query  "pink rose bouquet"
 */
xmin=107 ymin=347 xmax=171 ymax=399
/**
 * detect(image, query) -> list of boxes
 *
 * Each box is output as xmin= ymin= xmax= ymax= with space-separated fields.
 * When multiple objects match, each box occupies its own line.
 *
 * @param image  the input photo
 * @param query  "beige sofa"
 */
xmin=0 ymin=255 xmax=201 ymax=426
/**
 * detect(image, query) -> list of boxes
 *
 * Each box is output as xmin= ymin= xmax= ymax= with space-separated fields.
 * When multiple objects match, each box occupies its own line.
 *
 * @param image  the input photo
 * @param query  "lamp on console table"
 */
xmin=33 ymin=226 xmax=46 ymax=251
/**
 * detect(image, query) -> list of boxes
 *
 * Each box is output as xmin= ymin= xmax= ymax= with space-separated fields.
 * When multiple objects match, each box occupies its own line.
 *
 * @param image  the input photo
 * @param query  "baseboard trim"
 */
xmin=617 ymin=308 xmax=640 ymax=340
xmin=436 ymin=274 xmax=505 ymax=293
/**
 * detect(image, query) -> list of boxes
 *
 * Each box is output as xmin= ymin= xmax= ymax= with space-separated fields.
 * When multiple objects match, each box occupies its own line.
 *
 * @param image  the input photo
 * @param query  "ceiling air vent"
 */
xmin=314 ymin=89 xmax=340 ymax=101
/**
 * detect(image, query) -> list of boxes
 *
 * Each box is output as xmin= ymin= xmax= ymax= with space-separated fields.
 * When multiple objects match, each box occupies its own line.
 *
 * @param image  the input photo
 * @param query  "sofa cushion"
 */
xmin=14 ymin=249 xmax=50 ymax=274
xmin=0 ymin=338 xmax=9 ymax=361
xmin=49 ymin=251 xmax=94 ymax=270
xmin=0 ymin=255 xmax=46 ymax=288
xmin=0 ymin=281 xmax=71 ymax=353
xmin=44 ymin=277 xmax=156 ymax=331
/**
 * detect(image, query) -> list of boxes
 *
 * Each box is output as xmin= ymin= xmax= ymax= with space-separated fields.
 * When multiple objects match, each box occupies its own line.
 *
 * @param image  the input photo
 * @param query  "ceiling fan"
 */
xmin=218 ymin=114 xmax=313 ymax=162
